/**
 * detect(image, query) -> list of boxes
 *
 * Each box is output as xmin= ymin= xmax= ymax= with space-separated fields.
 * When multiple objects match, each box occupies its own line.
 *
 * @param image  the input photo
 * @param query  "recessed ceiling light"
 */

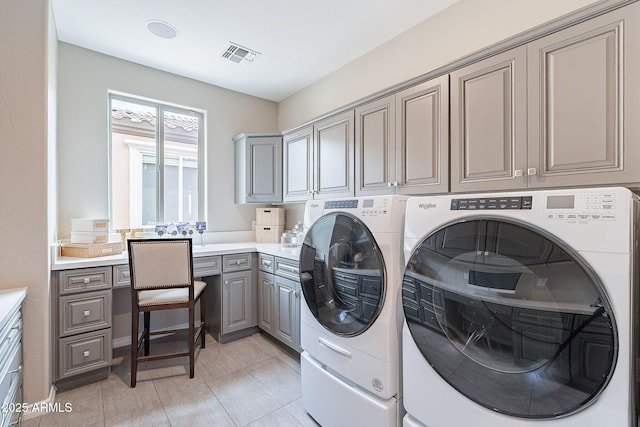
xmin=147 ymin=20 xmax=177 ymax=39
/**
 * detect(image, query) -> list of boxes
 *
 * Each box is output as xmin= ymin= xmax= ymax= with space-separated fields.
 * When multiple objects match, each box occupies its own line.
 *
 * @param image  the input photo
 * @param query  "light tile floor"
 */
xmin=23 ymin=333 xmax=319 ymax=427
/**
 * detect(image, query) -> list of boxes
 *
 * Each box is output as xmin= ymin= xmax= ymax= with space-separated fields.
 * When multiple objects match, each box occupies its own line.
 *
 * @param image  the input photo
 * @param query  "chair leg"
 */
xmin=131 ymin=306 xmax=139 ymax=388
xmin=144 ymin=311 xmax=150 ymax=356
xmin=189 ymin=303 xmax=195 ymax=378
xmin=200 ymin=294 xmax=206 ymax=349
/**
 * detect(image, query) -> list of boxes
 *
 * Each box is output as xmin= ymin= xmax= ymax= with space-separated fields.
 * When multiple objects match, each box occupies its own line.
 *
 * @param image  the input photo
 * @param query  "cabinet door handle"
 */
xmin=527 ymin=167 xmax=537 ymax=176
xmin=393 ymin=181 xmax=398 ymax=187
xmin=514 ymin=169 xmax=523 ymax=177
xmin=387 ymin=182 xmax=392 ymax=187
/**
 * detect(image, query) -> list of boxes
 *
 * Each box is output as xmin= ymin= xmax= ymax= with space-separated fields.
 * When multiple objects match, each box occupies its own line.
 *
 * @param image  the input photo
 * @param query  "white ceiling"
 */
xmin=52 ymin=0 xmax=458 ymax=102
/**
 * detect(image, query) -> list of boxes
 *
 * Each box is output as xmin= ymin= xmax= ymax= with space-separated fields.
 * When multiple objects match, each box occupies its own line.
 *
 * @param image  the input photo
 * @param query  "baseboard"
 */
xmin=21 ymin=385 xmax=56 ymax=420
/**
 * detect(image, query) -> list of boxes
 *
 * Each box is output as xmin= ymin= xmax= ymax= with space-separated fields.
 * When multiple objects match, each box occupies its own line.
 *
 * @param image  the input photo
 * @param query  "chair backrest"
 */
xmin=128 ymin=239 xmax=194 ymax=290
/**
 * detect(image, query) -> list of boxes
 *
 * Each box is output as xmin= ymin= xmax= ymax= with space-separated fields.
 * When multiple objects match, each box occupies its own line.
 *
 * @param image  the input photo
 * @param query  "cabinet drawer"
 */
xmin=59 ymin=290 xmax=112 ymax=337
xmin=194 ymin=255 xmax=221 ymax=278
xmin=112 ymin=264 xmax=131 ymax=288
xmin=59 ymin=267 xmax=112 ymax=294
xmin=223 ymin=253 xmax=252 ymax=272
xmin=58 ymin=329 xmax=111 ymax=379
xmin=0 ymin=310 xmax=21 ymax=366
xmin=258 ymin=254 xmax=275 ymax=273
xmin=0 ymin=341 xmax=21 ymax=408
xmin=275 ymin=257 xmax=300 ymax=281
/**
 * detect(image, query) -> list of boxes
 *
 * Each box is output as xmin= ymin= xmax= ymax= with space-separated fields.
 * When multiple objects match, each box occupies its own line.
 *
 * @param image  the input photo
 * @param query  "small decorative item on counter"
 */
xmin=176 ymin=222 xmax=189 ymax=236
xmin=167 ymin=223 xmax=178 ymax=236
xmin=281 ymin=231 xmax=298 ymax=247
xmin=196 ymin=221 xmax=207 ymax=246
xmin=155 ymin=224 xmax=167 ymax=237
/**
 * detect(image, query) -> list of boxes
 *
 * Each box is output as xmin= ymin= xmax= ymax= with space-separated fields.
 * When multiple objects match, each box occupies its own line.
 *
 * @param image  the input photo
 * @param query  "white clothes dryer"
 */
xmin=401 ymin=187 xmax=638 ymax=426
xmin=300 ymin=195 xmax=408 ymax=427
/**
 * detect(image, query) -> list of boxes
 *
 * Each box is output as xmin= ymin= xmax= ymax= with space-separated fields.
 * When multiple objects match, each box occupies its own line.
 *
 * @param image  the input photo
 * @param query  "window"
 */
xmin=109 ymin=94 xmax=204 ymax=230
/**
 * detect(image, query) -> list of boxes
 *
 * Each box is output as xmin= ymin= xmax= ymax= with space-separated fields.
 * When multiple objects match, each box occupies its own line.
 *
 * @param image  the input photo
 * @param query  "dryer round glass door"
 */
xmin=402 ymin=217 xmax=617 ymax=419
xmin=299 ymin=212 xmax=386 ymax=337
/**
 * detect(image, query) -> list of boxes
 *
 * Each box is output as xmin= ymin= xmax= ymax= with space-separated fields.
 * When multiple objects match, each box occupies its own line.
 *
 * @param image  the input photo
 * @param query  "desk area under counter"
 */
xmin=50 ymin=241 xmax=301 ymax=390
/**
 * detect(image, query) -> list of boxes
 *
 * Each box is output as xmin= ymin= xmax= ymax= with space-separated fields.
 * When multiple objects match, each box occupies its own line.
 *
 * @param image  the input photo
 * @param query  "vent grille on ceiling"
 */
xmin=222 ymin=43 xmax=260 ymax=64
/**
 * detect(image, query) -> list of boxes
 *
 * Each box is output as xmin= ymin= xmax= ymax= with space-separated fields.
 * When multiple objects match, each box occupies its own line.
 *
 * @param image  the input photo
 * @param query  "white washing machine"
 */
xmin=401 ymin=187 xmax=639 ymax=426
xmin=300 ymin=195 xmax=408 ymax=427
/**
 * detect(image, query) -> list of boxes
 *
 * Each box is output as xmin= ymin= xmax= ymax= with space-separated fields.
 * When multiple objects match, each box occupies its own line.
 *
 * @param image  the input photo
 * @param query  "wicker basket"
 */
xmin=256 ymin=208 xmax=285 ymax=226
xmin=255 ymin=225 xmax=284 ymax=243
xmin=60 ymin=242 xmax=123 ymax=258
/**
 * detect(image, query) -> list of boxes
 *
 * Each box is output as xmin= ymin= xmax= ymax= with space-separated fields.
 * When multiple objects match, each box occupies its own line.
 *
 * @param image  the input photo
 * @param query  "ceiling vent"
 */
xmin=222 ymin=42 xmax=260 ymax=65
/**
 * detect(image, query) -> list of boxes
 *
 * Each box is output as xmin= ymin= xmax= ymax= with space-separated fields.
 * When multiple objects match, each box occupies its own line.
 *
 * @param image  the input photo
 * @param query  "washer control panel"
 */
xmin=545 ymin=192 xmax=616 ymax=222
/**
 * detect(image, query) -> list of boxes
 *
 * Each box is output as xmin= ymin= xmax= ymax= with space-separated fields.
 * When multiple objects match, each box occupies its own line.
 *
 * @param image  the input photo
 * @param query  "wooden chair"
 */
xmin=127 ymin=238 xmax=206 ymax=387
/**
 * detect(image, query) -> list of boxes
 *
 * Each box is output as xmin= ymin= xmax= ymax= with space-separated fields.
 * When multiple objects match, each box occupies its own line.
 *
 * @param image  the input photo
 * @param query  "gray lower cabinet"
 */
xmin=207 ymin=253 xmax=257 ymax=341
xmin=0 ymin=290 xmax=25 ymax=427
xmin=258 ymin=270 xmax=275 ymax=335
xmin=54 ymin=267 xmax=112 ymax=383
xmin=283 ymin=110 xmax=355 ymax=202
xmin=234 ymin=133 xmax=283 ymax=204
xmin=258 ymin=255 xmax=301 ymax=352
xmin=355 ymin=77 xmax=449 ymax=196
xmin=451 ymin=2 xmax=640 ymax=192
xmin=274 ymin=275 xmax=301 ymax=351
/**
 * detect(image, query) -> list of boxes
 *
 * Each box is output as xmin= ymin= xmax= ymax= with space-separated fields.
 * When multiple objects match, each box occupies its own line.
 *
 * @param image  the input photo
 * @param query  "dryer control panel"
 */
xmin=545 ymin=191 xmax=616 ymax=222
xmin=450 ymin=196 xmax=532 ymax=210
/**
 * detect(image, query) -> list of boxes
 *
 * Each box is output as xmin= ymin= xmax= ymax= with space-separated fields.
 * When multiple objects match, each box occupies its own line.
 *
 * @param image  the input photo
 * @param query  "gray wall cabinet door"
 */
xmin=395 ymin=76 xmax=450 ymax=195
xmin=527 ymin=3 xmax=640 ymax=188
xmin=257 ymin=270 xmax=275 ymax=334
xmin=355 ymin=95 xmax=396 ymax=196
xmin=283 ymin=126 xmax=314 ymax=202
xmin=274 ymin=274 xmax=300 ymax=350
xmin=234 ymin=134 xmax=282 ymax=204
xmin=222 ymin=270 xmax=254 ymax=334
xmin=314 ymin=110 xmax=355 ymax=199
xmin=450 ymin=47 xmax=527 ymax=192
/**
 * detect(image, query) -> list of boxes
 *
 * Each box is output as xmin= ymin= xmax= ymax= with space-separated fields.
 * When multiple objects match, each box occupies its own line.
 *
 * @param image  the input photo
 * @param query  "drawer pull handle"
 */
xmin=319 ymin=337 xmax=352 ymax=358
xmin=83 ymin=310 xmax=91 ymax=317
xmin=83 ymin=277 xmax=91 ymax=284
xmin=279 ymin=265 xmax=299 ymax=274
xmin=263 ymin=260 xmax=272 ymax=266
xmin=83 ymin=350 xmax=91 ymax=357
xmin=8 ymin=365 xmax=22 ymax=375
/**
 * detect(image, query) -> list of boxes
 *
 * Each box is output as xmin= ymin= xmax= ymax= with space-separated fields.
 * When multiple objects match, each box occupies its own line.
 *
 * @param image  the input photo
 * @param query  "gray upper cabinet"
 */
xmin=314 ymin=110 xmax=355 ymax=199
xmin=451 ymin=2 xmax=639 ymax=192
xmin=355 ymin=76 xmax=449 ymax=197
xmin=283 ymin=126 xmax=314 ymax=202
xmin=234 ymin=133 xmax=282 ymax=203
xmin=450 ymin=47 xmax=528 ymax=192
xmin=355 ymin=95 xmax=396 ymax=196
xmin=284 ymin=110 xmax=355 ymax=201
xmin=395 ymin=76 xmax=449 ymax=195
xmin=527 ymin=2 xmax=640 ymax=188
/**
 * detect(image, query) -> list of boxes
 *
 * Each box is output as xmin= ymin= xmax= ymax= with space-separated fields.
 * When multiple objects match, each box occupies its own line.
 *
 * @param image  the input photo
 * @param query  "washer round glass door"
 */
xmin=402 ymin=218 xmax=617 ymax=419
xmin=299 ymin=212 xmax=386 ymax=337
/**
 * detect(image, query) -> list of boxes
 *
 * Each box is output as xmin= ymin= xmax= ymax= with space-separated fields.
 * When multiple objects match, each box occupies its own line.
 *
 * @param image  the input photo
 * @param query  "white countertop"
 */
xmin=52 ymin=241 xmax=301 ymax=270
xmin=0 ymin=288 xmax=27 ymax=330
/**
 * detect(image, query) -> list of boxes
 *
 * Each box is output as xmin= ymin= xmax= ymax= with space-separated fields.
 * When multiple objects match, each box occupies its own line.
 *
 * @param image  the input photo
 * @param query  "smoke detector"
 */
xmin=222 ymin=42 xmax=260 ymax=65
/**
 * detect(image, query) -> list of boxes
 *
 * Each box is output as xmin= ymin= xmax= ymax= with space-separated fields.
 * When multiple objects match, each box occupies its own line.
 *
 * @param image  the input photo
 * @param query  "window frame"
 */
xmin=108 ymin=92 xmax=206 ymax=230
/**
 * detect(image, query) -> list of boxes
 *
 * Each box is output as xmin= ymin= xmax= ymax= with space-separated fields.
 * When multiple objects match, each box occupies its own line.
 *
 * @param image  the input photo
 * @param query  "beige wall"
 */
xmin=57 ymin=43 xmax=279 ymax=238
xmin=278 ymin=0 xmax=601 ymax=130
xmin=0 ymin=0 xmax=53 ymax=404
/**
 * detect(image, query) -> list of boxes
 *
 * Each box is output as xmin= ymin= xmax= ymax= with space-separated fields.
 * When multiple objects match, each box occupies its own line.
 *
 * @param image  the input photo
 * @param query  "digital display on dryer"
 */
xmin=546 ymin=195 xmax=575 ymax=209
